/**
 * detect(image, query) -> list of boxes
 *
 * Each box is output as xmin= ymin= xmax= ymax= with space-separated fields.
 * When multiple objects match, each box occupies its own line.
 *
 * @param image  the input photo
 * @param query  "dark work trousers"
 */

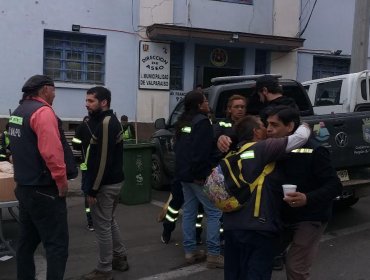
xmin=163 ymin=180 xmax=204 ymax=235
xmin=15 ymin=185 xmax=69 ymax=280
xmin=224 ymin=230 xmax=278 ymax=280
xmin=81 ymin=171 xmax=93 ymax=226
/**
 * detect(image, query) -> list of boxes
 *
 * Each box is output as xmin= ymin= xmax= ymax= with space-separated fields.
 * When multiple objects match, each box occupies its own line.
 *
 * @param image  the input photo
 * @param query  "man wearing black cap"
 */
xmin=9 ymin=74 xmax=69 ymax=280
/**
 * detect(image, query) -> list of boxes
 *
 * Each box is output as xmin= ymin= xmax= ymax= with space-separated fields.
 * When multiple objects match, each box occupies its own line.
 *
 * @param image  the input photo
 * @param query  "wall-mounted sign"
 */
xmin=139 ymin=41 xmax=170 ymax=90
xmin=169 ymin=90 xmax=186 ymax=112
xmin=210 ymin=48 xmax=228 ymax=67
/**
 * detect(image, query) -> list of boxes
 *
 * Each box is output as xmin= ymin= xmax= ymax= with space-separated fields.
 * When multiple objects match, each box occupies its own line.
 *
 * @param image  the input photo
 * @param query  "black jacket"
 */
xmin=84 ymin=110 xmax=124 ymax=196
xmin=260 ymin=95 xmax=298 ymax=125
xmin=175 ymin=113 xmax=214 ymax=182
xmin=276 ymin=139 xmax=343 ymax=223
xmin=223 ymin=138 xmax=289 ymax=234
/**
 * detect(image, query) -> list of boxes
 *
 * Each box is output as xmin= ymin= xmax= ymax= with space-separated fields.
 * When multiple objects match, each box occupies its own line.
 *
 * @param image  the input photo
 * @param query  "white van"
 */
xmin=302 ymin=70 xmax=370 ymax=114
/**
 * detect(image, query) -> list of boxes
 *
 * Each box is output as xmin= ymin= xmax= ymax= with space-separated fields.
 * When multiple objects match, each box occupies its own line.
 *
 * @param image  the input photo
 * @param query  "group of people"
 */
xmin=8 ymin=74 xmax=128 ymax=280
xmin=6 ymin=73 xmax=342 ymax=280
xmin=166 ymin=75 xmax=342 ymax=279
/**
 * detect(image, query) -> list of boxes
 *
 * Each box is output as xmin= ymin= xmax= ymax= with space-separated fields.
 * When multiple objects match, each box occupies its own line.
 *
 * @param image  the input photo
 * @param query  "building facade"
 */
xmin=1 ymin=0 xmax=366 ymax=135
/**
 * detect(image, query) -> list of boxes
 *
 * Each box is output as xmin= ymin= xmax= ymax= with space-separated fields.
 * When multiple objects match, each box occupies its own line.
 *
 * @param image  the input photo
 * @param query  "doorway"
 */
xmin=202 ymin=67 xmax=242 ymax=88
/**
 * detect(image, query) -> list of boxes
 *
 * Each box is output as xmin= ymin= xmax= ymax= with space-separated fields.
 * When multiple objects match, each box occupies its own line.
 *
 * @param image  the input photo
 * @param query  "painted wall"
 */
xmin=173 ymin=0 xmax=273 ymax=35
xmin=0 ymin=0 xmax=138 ymax=121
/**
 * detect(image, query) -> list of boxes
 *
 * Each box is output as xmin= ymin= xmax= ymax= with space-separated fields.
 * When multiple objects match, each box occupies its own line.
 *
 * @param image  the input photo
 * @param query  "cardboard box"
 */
xmin=0 ymin=173 xmax=16 ymax=202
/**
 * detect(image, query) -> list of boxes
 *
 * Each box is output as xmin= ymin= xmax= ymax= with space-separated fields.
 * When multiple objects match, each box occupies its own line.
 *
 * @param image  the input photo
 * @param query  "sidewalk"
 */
xmin=0 ymin=177 xmax=224 ymax=280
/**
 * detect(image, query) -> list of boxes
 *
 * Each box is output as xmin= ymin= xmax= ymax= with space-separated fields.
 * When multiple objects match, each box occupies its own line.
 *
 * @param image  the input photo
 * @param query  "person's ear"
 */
xmin=101 ymin=99 xmax=108 ymax=107
xmin=287 ymin=121 xmax=294 ymax=134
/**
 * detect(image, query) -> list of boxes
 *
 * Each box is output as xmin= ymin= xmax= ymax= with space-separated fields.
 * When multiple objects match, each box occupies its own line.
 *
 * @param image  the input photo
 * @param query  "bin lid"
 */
xmin=123 ymin=142 xmax=154 ymax=150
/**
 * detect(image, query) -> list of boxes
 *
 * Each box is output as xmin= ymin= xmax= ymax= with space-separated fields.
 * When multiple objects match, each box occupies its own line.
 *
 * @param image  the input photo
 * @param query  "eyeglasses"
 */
xmin=231 ymin=105 xmax=245 ymax=109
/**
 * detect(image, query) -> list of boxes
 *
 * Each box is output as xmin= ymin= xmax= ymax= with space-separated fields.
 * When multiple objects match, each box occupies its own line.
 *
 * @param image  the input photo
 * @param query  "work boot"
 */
xmin=161 ymin=229 xmax=172 ymax=244
xmin=185 ymin=249 xmax=206 ymax=264
xmin=206 ymin=254 xmax=224 ymax=269
xmin=112 ymin=255 xmax=129 ymax=272
xmin=81 ymin=269 xmax=113 ymax=280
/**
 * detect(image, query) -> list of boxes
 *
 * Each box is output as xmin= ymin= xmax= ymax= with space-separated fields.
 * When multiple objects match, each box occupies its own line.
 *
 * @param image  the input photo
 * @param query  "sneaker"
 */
xmin=161 ymin=229 xmax=171 ymax=244
xmin=112 ymin=255 xmax=129 ymax=272
xmin=86 ymin=224 xmax=95 ymax=232
xmin=272 ymin=255 xmax=284 ymax=270
xmin=185 ymin=249 xmax=206 ymax=264
xmin=81 ymin=269 xmax=113 ymax=280
xmin=206 ymin=254 xmax=224 ymax=269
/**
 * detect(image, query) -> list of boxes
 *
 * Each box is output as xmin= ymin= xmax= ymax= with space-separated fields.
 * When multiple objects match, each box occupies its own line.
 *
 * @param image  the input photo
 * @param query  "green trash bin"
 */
xmin=120 ymin=142 xmax=153 ymax=205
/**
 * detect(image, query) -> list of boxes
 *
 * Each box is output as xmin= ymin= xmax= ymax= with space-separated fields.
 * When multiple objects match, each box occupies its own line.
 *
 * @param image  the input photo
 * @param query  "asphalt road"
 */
xmin=1 ymin=187 xmax=370 ymax=280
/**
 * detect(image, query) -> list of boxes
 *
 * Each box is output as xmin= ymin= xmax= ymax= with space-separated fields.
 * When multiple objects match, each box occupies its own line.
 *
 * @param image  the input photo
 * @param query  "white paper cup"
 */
xmin=282 ymin=184 xmax=297 ymax=197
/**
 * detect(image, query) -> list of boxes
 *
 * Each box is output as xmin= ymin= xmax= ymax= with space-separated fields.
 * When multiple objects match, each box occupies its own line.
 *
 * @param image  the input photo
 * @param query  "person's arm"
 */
xmin=191 ymin=118 xmax=214 ymax=183
xmin=285 ymin=123 xmax=311 ymax=152
xmin=30 ymin=107 xmax=68 ymax=196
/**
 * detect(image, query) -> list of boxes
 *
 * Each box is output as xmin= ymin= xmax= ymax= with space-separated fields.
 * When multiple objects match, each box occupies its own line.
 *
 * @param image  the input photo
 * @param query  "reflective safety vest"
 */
xmin=218 ymin=121 xmax=232 ymax=128
xmin=123 ymin=126 xmax=133 ymax=140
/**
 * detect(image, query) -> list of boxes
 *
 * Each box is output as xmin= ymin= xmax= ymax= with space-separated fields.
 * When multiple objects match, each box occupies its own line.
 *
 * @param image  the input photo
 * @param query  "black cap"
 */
xmin=255 ymin=75 xmax=281 ymax=93
xmin=22 ymin=75 xmax=54 ymax=93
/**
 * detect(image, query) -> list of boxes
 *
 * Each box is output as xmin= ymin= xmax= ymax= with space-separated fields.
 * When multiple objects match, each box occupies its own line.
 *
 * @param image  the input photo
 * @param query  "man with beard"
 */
xmin=255 ymin=75 xmax=298 ymax=126
xmin=265 ymin=105 xmax=342 ymax=280
xmin=81 ymin=87 xmax=128 ymax=280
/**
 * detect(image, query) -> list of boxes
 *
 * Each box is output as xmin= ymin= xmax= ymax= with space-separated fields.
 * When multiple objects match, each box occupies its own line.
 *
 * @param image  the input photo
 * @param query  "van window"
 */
xmin=360 ymin=79 xmax=370 ymax=100
xmin=314 ymin=80 xmax=342 ymax=106
xmin=169 ymin=100 xmax=184 ymax=127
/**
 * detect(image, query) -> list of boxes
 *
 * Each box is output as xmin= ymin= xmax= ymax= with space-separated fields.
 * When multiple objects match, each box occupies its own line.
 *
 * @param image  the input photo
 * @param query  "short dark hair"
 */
xmin=255 ymin=75 xmax=282 ymax=94
xmin=234 ymin=115 xmax=261 ymax=142
xmin=266 ymin=105 xmax=300 ymax=131
xmin=121 ymin=115 xmax=128 ymax=122
xmin=87 ymin=86 xmax=111 ymax=107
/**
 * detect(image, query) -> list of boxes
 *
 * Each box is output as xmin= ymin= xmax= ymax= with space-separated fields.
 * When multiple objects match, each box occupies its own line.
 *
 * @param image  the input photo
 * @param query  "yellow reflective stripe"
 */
xmin=219 ymin=228 xmax=224 ymax=233
xmin=9 ymin=116 xmax=23 ymax=125
xmin=291 ymin=148 xmax=313 ymax=153
xmin=181 ymin=126 xmax=191 ymax=133
xmin=219 ymin=121 xmax=232 ymax=128
xmin=195 ymin=223 xmax=202 ymax=228
xmin=72 ymin=137 xmax=82 ymax=144
xmin=80 ymin=145 xmax=91 ymax=171
xmin=165 ymin=214 xmax=177 ymax=222
xmin=224 ymin=158 xmax=241 ymax=188
xmin=167 ymin=206 xmax=179 ymax=215
xmin=85 ymin=208 xmax=91 ymax=213
xmin=0 ymin=154 xmax=6 ymax=158
xmin=249 ymin=162 xmax=275 ymax=217
xmin=197 ymin=214 xmax=203 ymax=218
xmin=240 ymin=150 xmax=255 ymax=159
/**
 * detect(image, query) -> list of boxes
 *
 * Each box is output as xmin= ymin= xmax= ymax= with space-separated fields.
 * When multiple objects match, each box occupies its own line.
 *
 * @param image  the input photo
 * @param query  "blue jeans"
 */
xmin=181 ymin=182 xmax=222 ymax=255
xmin=15 ymin=185 xmax=69 ymax=280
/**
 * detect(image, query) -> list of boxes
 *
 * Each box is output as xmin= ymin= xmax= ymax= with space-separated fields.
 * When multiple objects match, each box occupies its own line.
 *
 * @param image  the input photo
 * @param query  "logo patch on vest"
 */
xmin=9 ymin=116 xmax=23 ymax=125
xmin=240 ymin=150 xmax=255 ymax=159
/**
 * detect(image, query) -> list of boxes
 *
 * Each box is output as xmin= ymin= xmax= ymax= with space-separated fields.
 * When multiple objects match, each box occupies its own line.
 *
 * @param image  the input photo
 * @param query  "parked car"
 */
xmin=151 ymin=74 xmax=370 ymax=207
xmin=302 ymin=70 xmax=370 ymax=115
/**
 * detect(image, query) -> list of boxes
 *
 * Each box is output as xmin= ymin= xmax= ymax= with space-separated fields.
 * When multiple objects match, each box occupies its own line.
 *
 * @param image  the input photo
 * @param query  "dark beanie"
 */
xmin=22 ymin=75 xmax=54 ymax=93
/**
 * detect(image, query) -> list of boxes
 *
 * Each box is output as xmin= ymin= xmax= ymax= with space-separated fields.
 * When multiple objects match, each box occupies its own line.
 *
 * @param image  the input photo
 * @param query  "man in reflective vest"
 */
xmin=72 ymin=115 xmax=97 ymax=231
xmin=120 ymin=115 xmax=135 ymax=141
xmin=0 ymin=123 xmax=10 ymax=161
xmin=266 ymin=105 xmax=342 ymax=280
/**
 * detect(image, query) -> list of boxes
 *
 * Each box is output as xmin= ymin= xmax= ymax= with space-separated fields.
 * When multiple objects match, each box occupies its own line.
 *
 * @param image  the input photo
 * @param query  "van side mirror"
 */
xmin=154 ymin=118 xmax=166 ymax=129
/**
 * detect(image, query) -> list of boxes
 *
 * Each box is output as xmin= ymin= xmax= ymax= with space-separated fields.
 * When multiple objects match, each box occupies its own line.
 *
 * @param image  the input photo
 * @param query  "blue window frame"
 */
xmin=44 ymin=30 xmax=106 ymax=84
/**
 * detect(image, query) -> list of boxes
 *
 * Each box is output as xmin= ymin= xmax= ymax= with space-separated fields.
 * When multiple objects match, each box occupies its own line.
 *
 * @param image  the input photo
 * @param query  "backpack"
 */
xmin=204 ymin=142 xmax=275 ymax=213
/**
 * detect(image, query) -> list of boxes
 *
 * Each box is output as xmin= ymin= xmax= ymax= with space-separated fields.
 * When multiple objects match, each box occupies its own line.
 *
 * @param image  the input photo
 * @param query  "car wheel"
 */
xmin=152 ymin=154 xmax=164 ymax=190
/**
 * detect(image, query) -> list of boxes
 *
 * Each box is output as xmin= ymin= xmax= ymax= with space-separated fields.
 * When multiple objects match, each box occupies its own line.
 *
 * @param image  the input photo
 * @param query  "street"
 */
xmin=1 ymin=187 xmax=370 ymax=280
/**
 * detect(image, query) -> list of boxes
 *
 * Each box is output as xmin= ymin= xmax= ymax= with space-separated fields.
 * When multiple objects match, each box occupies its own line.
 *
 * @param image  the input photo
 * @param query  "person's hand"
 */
xmin=87 ymin=196 xmax=97 ymax=206
xmin=58 ymin=183 xmax=68 ymax=197
xmin=283 ymin=192 xmax=307 ymax=207
xmin=217 ymin=135 xmax=232 ymax=153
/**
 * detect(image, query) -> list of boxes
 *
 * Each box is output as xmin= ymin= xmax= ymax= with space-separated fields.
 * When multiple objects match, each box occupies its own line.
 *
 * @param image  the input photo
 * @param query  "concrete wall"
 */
xmin=0 ymin=0 xmax=138 ymax=122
